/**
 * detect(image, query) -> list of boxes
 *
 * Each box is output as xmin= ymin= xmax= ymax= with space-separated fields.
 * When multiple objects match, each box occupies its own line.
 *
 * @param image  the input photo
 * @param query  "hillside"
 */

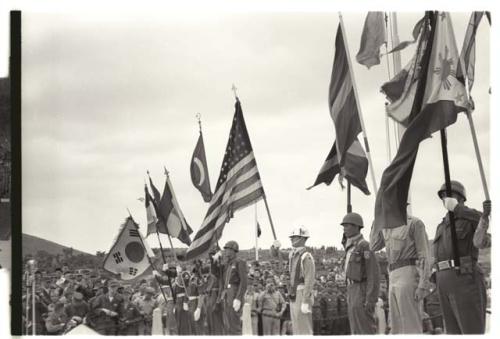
xmin=22 ymin=233 xmax=93 ymax=257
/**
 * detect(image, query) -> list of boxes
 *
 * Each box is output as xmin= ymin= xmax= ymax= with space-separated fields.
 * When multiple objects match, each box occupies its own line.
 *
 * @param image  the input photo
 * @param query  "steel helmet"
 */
xmin=223 ymin=240 xmax=239 ymax=252
xmin=437 ymin=180 xmax=466 ymax=201
xmin=340 ymin=212 xmax=364 ymax=228
xmin=289 ymin=226 xmax=310 ymax=238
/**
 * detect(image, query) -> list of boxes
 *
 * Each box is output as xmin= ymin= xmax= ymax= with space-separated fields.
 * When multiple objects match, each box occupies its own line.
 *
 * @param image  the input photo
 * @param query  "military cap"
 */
xmin=340 ymin=212 xmax=364 ymax=228
xmin=437 ymin=180 xmax=466 ymax=201
xmin=223 ymin=240 xmax=239 ymax=252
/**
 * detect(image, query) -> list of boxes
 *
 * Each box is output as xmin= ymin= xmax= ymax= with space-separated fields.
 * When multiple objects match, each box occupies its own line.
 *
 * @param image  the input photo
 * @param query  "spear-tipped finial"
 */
xmin=196 ymin=113 xmax=202 ymax=133
xmin=231 ymin=83 xmax=238 ymax=99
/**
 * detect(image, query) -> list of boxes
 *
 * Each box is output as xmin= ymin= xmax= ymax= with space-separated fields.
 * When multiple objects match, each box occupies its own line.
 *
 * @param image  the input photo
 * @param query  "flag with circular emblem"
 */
xmin=103 ymin=217 xmax=154 ymax=280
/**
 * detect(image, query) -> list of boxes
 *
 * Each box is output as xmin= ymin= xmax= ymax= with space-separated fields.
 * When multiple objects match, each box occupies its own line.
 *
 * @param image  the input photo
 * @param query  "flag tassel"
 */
xmin=439 ymin=130 xmax=460 ymax=267
xmin=339 ymin=12 xmax=378 ymax=195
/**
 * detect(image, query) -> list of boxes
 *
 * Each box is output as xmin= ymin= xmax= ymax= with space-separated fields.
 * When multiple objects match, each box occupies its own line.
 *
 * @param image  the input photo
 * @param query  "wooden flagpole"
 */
xmin=338 ymin=12 xmax=378 ymax=195
xmin=439 ymin=130 xmax=460 ymax=266
xmin=451 ymin=12 xmax=490 ymax=201
xmin=232 ymin=84 xmax=278 ymax=241
xmin=255 ymin=204 xmax=259 ymax=261
xmin=347 ymin=181 xmax=352 ymax=213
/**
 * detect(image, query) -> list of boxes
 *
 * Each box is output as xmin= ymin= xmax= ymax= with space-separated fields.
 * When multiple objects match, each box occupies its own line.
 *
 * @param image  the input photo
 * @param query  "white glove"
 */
xmin=272 ymin=240 xmax=281 ymax=248
xmin=212 ymin=251 xmax=222 ymax=262
xmin=183 ymin=302 xmax=189 ymax=311
xmin=162 ymin=263 xmax=169 ymax=271
xmin=301 ymin=303 xmax=311 ymax=314
xmin=443 ymin=197 xmax=458 ymax=212
xmin=152 ymin=270 xmax=160 ymax=277
xmin=233 ymin=299 xmax=241 ymax=312
xmin=194 ymin=308 xmax=201 ymax=321
xmin=176 ymin=266 xmax=183 ymax=274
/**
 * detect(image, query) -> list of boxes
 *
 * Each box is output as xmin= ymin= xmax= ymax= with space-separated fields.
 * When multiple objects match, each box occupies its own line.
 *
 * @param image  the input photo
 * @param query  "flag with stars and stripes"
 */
xmin=183 ymin=99 xmax=265 ymax=261
xmin=103 ymin=217 xmax=154 ymax=280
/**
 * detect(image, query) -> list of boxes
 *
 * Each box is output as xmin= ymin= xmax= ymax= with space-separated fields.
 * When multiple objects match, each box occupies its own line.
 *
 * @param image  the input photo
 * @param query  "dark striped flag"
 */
xmin=144 ymin=185 xmax=158 ymax=236
xmin=329 ymin=23 xmax=362 ymax=167
xmin=183 ymin=99 xmax=265 ymax=261
xmin=310 ymin=23 xmax=370 ymax=195
xmin=308 ymin=139 xmax=370 ymax=195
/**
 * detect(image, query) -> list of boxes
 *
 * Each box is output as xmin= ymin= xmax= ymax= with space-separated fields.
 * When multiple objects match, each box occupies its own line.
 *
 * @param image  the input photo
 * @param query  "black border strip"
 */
xmin=10 ymin=10 xmax=22 ymax=336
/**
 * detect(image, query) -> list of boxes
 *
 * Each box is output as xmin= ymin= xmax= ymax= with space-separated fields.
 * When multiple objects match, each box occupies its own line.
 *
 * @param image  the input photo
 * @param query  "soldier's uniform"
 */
xmin=90 ymin=282 xmax=124 ymax=335
xmin=370 ymin=214 xmax=432 ymax=333
xmin=337 ymin=287 xmax=350 ymax=334
xmin=432 ymin=181 xmax=490 ymax=334
xmin=118 ymin=289 xmax=143 ymax=335
xmin=173 ymin=272 xmax=195 ymax=335
xmin=312 ymin=289 xmax=324 ymax=335
xmin=288 ymin=227 xmax=315 ymax=335
xmin=220 ymin=241 xmax=248 ymax=335
xmin=259 ymin=287 xmax=285 ymax=335
xmin=342 ymin=213 xmax=380 ymax=335
xmin=322 ymin=287 xmax=340 ymax=335
xmin=205 ymin=266 xmax=224 ymax=335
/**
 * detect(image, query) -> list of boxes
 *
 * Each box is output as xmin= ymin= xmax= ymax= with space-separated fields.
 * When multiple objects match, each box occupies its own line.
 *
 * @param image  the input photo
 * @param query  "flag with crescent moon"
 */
xmin=103 ymin=217 xmax=154 ymax=280
xmin=191 ymin=131 xmax=212 ymax=202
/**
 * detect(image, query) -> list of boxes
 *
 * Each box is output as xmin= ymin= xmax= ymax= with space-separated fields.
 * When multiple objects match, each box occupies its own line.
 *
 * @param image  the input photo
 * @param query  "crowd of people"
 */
xmin=20 ymin=182 xmax=491 ymax=336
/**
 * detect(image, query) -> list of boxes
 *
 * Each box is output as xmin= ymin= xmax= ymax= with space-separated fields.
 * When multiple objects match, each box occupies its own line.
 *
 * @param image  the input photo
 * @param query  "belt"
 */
xmin=433 ymin=259 xmax=457 ymax=272
xmin=346 ymin=278 xmax=366 ymax=285
xmin=262 ymin=312 xmax=281 ymax=319
xmin=389 ymin=258 xmax=417 ymax=272
xmin=176 ymin=293 xmax=185 ymax=297
xmin=188 ymin=296 xmax=198 ymax=300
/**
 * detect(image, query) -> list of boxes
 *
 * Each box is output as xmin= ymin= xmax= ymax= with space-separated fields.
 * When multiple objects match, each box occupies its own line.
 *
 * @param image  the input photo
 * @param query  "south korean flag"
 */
xmin=103 ymin=217 xmax=154 ymax=280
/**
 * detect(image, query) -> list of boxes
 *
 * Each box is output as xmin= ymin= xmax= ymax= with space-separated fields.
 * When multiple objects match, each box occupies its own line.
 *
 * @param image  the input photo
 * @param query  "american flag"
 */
xmin=183 ymin=99 xmax=265 ymax=260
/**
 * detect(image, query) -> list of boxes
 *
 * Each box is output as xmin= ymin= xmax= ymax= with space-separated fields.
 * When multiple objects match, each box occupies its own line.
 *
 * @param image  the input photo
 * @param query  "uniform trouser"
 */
xmin=262 ymin=313 xmax=281 ymax=335
xmin=388 ymin=265 xmax=423 ymax=334
xmin=206 ymin=301 xmax=224 ymax=335
xmin=251 ymin=314 xmax=258 ymax=335
xmin=222 ymin=286 xmax=243 ymax=335
xmin=347 ymin=281 xmax=377 ymax=334
xmin=290 ymin=287 xmax=313 ymax=335
xmin=436 ymin=268 xmax=486 ymax=334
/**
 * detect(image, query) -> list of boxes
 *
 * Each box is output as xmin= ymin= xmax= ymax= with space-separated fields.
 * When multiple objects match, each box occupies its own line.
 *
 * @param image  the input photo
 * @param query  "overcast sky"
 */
xmin=20 ymin=10 xmax=490 ymax=255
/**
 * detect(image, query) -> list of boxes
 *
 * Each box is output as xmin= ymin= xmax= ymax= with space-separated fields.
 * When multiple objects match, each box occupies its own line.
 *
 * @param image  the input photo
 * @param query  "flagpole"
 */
xmin=347 ymin=181 xmax=352 ymax=213
xmin=338 ymin=12 xmax=378 ymax=195
xmin=452 ymin=13 xmax=490 ymax=201
xmin=255 ymin=204 xmax=259 ymax=261
xmin=126 ymin=210 xmax=170 ymax=305
xmin=439 ymin=130 xmax=460 ymax=267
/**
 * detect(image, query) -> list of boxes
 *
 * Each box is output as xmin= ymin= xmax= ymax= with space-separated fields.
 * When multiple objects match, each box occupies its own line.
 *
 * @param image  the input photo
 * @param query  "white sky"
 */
xmin=18 ymin=9 xmax=491 ymax=256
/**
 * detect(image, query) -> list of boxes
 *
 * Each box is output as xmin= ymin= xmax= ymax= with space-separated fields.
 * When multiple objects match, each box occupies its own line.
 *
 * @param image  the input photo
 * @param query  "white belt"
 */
xmin=177 ymin=293 xmax=185 ymax=297
xmin=188 ymin=296 xmax=198 ymax=300
xmin=296 ymin=284 xmax=305 ymax=290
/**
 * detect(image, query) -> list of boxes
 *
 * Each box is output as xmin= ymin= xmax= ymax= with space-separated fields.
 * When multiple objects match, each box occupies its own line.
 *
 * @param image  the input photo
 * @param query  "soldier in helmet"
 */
xmin=432 ymin=180 xmax=491 ymax=334
xmin=271 ymin=226 xmax=315 ymax=335
xmin=341 ymin=212 xmax=380 ymax=334
xmin=219 ymin=240 xmax=248 ymax=335
xmin=370 ymin=202 xmax=432 ymax=334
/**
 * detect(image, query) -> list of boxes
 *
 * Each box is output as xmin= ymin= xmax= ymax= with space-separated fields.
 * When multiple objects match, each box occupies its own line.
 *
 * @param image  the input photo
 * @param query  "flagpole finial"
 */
xmin=196 ymin=113 xmax=202 ymax=133
xmin=164 ymin=166 xmax=169 ymax=177
xmin=147 ymin=170 xmax=151 ymax=177
xmin=231 ymin=83 xmax=238 ymax=100
xmin=126 ymin=207 xmax=133 ymax=218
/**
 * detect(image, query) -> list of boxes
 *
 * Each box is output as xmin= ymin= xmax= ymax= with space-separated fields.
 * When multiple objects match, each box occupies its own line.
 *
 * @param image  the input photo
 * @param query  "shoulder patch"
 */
xmin=364 ymin=251 xmax=371 ymax=259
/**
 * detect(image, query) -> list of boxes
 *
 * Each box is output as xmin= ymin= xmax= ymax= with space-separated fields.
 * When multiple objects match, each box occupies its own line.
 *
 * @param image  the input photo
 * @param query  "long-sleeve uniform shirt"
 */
xmin=370 ymin=216 xmax=432 ymax=290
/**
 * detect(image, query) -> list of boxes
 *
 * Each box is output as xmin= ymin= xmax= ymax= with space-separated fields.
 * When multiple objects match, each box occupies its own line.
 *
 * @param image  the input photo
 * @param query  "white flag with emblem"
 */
xmin=103 ymin=217 xmax=154 ymax=280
